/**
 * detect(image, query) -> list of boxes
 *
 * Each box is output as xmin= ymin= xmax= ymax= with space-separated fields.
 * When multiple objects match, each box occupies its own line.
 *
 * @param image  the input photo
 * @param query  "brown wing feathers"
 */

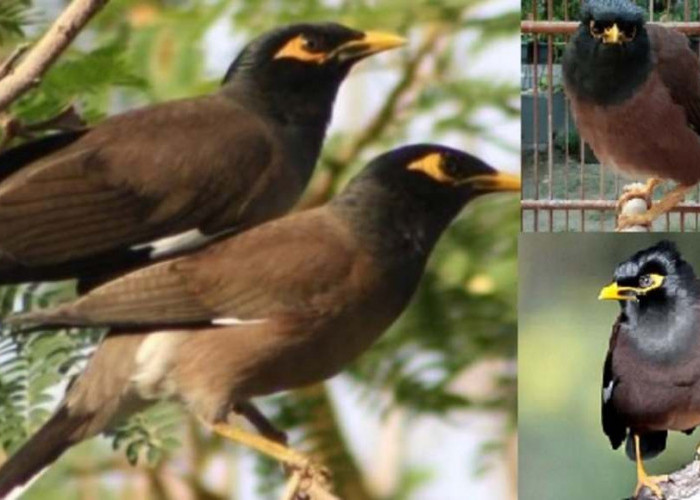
xmin=648 ymin=24 xmax=700 ymax=134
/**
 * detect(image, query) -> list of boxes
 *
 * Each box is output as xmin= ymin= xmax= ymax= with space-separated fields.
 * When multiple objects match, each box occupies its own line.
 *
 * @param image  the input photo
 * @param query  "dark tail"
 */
xmin=625 ymin=431 xmax=667 ymax=461
xmin=0 ymin=406 xmax=80 ymax=498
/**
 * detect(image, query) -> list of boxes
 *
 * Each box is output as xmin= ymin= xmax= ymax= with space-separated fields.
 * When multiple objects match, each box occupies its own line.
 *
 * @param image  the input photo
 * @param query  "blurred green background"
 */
xmin=519 ymin=234 xmax=700 ymax=500
xmin=0 ymin=0 xmax=519 ymax=499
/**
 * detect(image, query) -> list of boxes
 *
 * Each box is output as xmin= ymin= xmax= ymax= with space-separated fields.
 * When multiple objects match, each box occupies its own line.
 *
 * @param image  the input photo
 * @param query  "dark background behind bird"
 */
xmin=519 ymin=234 xmax=700 ymax=500
xmin=0 ymin=0 xmax=518 ymax=498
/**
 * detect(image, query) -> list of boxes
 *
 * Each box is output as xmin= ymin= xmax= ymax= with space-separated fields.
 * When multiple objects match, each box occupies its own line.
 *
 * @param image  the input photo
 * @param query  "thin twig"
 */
xmin=0 ymin=0 xmax=110 ymax=112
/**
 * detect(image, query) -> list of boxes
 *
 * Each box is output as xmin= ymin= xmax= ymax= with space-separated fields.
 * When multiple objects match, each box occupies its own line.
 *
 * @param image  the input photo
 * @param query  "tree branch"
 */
xmin=0 ymin=0 xmax=109 ymax=112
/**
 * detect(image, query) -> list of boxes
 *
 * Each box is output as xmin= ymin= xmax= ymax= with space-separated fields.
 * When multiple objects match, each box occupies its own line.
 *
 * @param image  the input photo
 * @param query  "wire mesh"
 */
xmin=521 ymin=0 xmax=700 ymax=231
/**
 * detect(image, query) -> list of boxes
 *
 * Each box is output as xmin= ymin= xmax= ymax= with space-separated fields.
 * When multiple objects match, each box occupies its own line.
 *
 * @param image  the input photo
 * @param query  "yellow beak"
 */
xmin=336 ymin=31 xmax=406 ymax=59
xmin=602 ymin=23 xmax=621 ymax=44
xmin=468 ymin=171 xmax=522 ymax=192
xmin=598 ymin=282 xmax=637 ymax=301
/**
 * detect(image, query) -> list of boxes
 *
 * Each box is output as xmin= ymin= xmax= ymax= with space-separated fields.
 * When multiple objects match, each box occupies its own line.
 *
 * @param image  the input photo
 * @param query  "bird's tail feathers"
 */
xmin=0 ymin=406 xmax=82 ymax=498
xmin=625 ymin=431 xmax=667 ymax=461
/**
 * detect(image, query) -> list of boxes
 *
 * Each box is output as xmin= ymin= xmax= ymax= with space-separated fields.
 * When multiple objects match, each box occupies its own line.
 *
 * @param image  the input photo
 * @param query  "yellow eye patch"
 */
xmin=274 ymin=35 xmax=327 ymax=64
xmin=407 ymin=153 xmax=453 ymax=183
xmin=598 ymin=273 xmax=665 ymax=301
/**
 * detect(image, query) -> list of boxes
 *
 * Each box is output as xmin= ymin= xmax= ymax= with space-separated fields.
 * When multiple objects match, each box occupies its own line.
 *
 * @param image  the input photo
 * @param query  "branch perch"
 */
xmin=0 ymin=0 xmax=109 ymax=112
xmin=636 ymin=459 xmax=700 ymax=500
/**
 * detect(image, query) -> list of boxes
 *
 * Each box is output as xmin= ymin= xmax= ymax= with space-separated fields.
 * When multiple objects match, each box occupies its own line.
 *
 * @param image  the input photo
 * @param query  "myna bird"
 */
xmin=562 ymin=0 xmax=700 ymax=230
xmin=598 ymin=241 xmax=700 ymax=498
xmin=0 ymin=23 xmax=405 ymax=290
xmin=0 ymin=144 xmax=519 ymax=497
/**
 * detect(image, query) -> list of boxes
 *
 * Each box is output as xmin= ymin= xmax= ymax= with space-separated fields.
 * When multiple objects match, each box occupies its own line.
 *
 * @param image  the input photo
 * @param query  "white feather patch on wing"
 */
xmin=132 ymin=229 xmax=213 ymax=259
xmin=211 ymin=318 xmax=268 ymax=326
xmin=602 ymin=379 xmax=615 ymax=404
xmin=130 ymin=331 xmax=187 ymax=400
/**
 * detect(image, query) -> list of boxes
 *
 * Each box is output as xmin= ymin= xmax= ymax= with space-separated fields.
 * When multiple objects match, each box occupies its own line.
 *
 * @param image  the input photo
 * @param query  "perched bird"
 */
xmin=598 ymin=241 xmax=700 ymax=498
xmin=0 ymin=144 xmax=519 ymax=498
xmin=0 ymin=23 xmax=404 ymax=290
xmin=563 ymin=0 xmax=700 ymax=230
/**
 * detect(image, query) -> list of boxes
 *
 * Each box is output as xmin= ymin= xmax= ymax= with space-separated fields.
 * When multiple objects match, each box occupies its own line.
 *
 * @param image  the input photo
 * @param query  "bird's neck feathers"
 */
xmin=563 ymin=25 xmax=652 ymax=105
xmin=330 ymin=178 xmax=461 ymax=267
xmin=622 ymin=281 xmax=700 ymax=362
xmin=220 ymin=59 xmax=341 ymax=129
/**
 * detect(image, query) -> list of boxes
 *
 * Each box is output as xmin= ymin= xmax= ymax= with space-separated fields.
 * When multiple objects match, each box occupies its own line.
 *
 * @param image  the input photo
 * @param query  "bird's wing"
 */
xmin=648 ymin=24 xmax=700 ymax=134
xmin=0 ymin=95 xmax=273 ymax=270
xmin=0 ymin=130 xmax=87 ymax=184
xmin=601 ymin=318 xmax=627 ymax=450
xmin=9 ymin=211 xmax=360 ymax=328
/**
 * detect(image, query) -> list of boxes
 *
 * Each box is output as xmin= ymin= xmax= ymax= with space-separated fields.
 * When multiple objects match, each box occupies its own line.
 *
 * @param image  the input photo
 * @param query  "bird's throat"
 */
xmin=563 ymin=26 xmax=652 ymax=106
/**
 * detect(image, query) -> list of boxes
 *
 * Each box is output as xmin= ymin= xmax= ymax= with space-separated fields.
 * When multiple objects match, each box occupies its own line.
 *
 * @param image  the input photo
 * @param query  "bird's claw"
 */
xmin=616 ymin=181 xmax=657 ymax=214
xmin=616 ymin=212 xmax=653 ymax=231
xmin=282 ymin=457 xmax=334 ymax=500
xmin=635 ymin=473 xmax=668 ymax=499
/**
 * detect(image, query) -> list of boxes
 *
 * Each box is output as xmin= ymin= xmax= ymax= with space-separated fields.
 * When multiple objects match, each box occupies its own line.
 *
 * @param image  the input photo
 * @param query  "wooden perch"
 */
xmin=0 ymin=0 xmax=109 ymax=112
xmin=635 ymin=459 xmax=700 ymax=500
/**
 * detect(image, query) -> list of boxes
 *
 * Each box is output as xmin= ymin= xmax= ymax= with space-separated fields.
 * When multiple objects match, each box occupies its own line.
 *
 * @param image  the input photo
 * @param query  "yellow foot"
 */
xmin=633 ymin=433 xmax=668 ymax=499
xmin=205 ymin=421 xmax=335 ymax=499
xmin=616 ymin=178 xmax=663 ymax=213
xmin=635 ymin=473 xmax=668 ymax=499
xmin=617 ymin=182 xmax=693 ymax=231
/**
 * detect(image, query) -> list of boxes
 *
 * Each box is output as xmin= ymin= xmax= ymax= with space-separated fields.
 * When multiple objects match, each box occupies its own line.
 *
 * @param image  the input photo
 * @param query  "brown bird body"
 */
xmin=563 ymin=0 xmax=700 ymax=228
xmin=0 ymin=144 xmax=520 ymax=497
xmin=566 ymin=25 xmax=700 ymax=185
xmin=0 ymin=23 xmax=405 ymax=287
xmin=599 ymin=241 xmax=700 ymax=497
xmin=606 ymin=316 xmax=700 ymax=435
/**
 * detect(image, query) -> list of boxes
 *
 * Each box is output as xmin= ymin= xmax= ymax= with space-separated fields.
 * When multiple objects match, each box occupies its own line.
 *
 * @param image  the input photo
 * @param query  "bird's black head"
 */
xmin=221 ymin=23 xmax=405 ymax=124
xmin=334 ymin=144 xmax=519 ymax=259
xmin=600 ymin=241 xmax=697 ymax=306
xmin=599 ymin=241 xmax=700 ymax=362
xmin=582 ymin=0 xmax=645 ymax=42
xmin=563 ymin=0 xmax=651 ymax=105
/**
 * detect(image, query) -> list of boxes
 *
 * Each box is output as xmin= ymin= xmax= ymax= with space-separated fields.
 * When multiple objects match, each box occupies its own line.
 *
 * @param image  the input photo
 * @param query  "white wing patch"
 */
xmin=603 ymin=379 xmax=615 ymax=404
xmin=130 ymin=331 xmax=187 ymax=400
xmin=132 ymin=229 xmax=213 ymax=259
xmin=211 ymin=317 xmax=268 ymax=326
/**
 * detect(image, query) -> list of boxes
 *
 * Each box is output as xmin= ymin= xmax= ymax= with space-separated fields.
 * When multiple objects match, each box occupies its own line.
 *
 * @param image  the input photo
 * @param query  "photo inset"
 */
xmin=520 ymin=234 xmax=700 ymax=499
xmin=522 ymin=0 xmax=700 ymax=232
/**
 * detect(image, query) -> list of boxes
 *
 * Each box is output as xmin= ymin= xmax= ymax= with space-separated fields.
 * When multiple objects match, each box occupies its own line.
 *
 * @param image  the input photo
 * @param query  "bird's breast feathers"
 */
xmin=570 ymin=71 xmax=700 ymax=185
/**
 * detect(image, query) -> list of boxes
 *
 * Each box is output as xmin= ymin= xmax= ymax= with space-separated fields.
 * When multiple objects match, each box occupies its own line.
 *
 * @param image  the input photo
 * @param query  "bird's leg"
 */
xmin=202 ymin=417 xmax=334 ymax=499
xmin=634 ymin=434 xmax=668 ymax=499
xmin=232 ymin=401 xmax=288 ymax=445
xmin=617 ymin=181 xmax=693 ymax=231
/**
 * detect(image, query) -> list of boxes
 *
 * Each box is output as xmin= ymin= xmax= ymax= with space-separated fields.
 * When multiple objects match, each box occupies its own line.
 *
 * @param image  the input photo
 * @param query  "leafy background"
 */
xmin=0 ymin=0 xmax=518 ymax=498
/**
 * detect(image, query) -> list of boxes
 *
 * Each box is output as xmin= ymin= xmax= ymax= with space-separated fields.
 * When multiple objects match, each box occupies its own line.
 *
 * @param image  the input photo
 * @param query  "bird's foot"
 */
xmin=635 ymin=473 xmax=668 ymax=499
xmin=617 ymin=182 xmax=693 ymax=231
xmin=616 ymin=179 xmax=662 ymax=213
xmin=207 ymin=421 xmax=336 ymax=499
xmin=282 ymin=459 xmax=334 ymax=500
xmin=615 ymin=179 xmax=662 ymax=231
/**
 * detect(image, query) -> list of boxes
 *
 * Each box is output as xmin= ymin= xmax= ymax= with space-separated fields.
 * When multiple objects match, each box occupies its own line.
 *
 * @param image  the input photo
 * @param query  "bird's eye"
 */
xmin=302 ymin=35 xmax=321 ymax=52
xmin=589 ymin=21 xmax=603 ymax=36
xmin=639 ymin=274 xmax=653 ymax=288
xmin=442 ymin=156 xmax=461 ymax=179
